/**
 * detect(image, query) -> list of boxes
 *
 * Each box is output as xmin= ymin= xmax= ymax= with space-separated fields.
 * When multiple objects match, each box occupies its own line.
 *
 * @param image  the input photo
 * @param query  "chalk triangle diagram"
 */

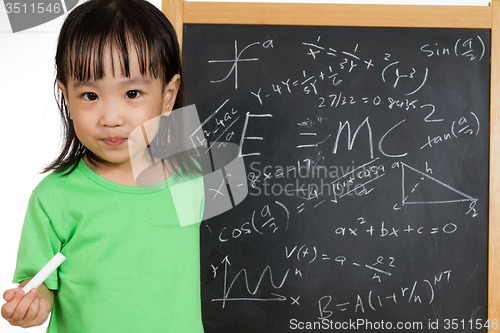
xmin=401 ymin=163 xmax=477 ymax=206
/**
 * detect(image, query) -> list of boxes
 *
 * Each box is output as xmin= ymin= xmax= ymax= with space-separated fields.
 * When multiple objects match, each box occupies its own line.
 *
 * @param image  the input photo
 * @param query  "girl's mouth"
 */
xmin=102 ymin=138 xmax=127 ymax=147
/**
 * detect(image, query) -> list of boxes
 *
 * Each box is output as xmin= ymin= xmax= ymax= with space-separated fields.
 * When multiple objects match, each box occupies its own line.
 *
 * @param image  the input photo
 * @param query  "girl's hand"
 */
xmin=1 ymin=287 xmax=51 ymax=328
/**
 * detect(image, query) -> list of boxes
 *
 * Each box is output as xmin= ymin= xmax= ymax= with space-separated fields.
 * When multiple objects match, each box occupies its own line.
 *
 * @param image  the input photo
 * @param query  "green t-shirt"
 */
xmin=13 ymin=160 xmax=205 ymax=333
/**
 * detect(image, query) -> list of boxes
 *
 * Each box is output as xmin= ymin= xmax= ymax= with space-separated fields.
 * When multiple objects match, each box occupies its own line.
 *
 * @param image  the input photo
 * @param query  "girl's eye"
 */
xmin=82 ymin=92 xmax=98 ymax=101
xmin=125 ymin=90 xmax=141 ymax=99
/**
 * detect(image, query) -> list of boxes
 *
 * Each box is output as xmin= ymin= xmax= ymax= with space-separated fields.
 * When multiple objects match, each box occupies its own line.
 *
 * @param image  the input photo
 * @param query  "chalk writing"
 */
xmin=183 ymin=25 xmax=490 ymax=332
xmin=212 ymin=256 xmax=289 ymax=308
xmin=318 ymin=270 xmax=451 ymax=317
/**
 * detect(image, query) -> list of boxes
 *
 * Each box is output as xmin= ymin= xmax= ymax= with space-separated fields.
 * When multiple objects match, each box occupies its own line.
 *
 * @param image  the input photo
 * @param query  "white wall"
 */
xmin=0 ymin=0 xmax=490 ymax=332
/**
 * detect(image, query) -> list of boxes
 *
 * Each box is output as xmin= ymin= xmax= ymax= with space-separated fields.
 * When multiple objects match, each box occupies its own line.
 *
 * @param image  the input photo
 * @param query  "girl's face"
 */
xmin=58 ymin=48 xmax=180 ymax=172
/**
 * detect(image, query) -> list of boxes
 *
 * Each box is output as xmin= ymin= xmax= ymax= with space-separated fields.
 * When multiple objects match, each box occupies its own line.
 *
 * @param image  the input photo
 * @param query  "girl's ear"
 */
xmin=162 ymin=74 xmax=181 ymax=115
xmin=57 ymin=80 xmax=72 ymax=118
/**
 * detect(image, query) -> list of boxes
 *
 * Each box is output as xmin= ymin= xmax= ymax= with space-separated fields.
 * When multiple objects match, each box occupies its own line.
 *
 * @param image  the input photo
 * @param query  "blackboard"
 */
xmin=182 ymin=24 xmax=490 ymax=332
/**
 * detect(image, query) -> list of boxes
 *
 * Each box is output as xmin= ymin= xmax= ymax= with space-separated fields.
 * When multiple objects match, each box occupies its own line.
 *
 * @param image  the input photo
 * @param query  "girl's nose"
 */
xmin=99 ymin=101 xmax=125 ymax=127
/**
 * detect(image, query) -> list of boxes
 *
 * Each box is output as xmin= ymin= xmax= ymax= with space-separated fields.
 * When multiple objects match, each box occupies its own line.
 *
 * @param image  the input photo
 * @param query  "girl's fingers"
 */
xmin=10 ymin=290 xmax=37 ymax=323
xmin=23 ymin=292 xmax=41 ymax=326
xmin=3 ymin=288 xmax=19 ymax=302
xmin=1 ymin=290 xmax=25 ymax=319
xmin=31 ymin=297 xmax=49 ymax=326
xmin=2 ymin=288 xmax=50 ymax=328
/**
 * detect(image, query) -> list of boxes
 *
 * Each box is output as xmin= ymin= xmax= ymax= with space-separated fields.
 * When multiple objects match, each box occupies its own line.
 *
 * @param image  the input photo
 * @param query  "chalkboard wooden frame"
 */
xmin=162 ymin=0 xmax=500 ymax=327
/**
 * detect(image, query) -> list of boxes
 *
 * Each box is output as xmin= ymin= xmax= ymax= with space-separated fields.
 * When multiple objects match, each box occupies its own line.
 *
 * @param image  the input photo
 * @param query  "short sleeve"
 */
xmin=13 ymin=191 xmax=62 ymax=290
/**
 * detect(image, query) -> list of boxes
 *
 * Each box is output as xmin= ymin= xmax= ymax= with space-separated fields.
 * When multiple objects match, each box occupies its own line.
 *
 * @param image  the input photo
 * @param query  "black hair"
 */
xmin=45 ymin=0 xmax=199 ymax=176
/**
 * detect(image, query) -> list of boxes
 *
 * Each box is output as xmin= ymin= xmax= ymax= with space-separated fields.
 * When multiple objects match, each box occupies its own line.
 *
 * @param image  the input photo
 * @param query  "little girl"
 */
xmin=1 ymin=0 xmax=205 ymax=331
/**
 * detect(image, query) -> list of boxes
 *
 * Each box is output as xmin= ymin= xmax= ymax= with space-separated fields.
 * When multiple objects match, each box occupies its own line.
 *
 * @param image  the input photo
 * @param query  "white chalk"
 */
xmin=22 ymin=253 xmax=65 ymax=294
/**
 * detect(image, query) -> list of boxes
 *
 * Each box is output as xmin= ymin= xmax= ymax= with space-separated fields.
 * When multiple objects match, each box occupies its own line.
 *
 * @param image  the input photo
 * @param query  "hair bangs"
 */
xmin=59 ymin=2 xmax=173 ymax=85
xmin=63 ymin=26 xmax=165 ymax=85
